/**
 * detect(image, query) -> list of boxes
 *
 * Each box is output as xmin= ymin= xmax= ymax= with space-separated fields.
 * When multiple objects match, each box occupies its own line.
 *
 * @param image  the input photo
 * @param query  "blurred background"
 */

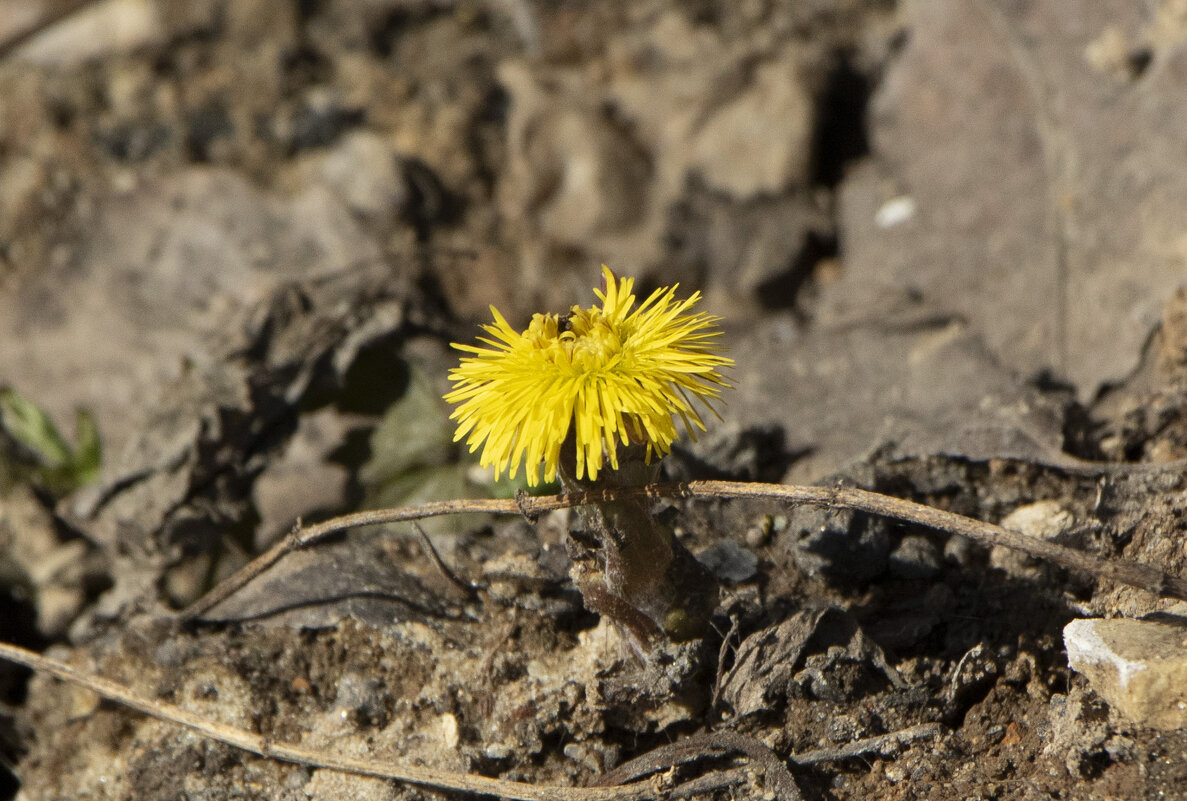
xmin=1 ymin=0 xmax=1185 ymax=476
xmin=2 ymin=0 xmax=1186 ymax=468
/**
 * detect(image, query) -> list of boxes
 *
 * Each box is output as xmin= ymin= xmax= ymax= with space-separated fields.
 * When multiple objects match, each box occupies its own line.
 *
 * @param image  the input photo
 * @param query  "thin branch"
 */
xmin=709 ymin=614 xmax=741 ymax=714
xmin=594 ymin=732 xmax=801 ymax=801
xmin=791 ymin=722 xmax=944 ymax=765
xmin=411 ymin=521 xmax=480 ymax=600
xmin=0 ymin=0 xmax=102 ymax=60
xmin=186 ymin=499 xmax=516 ymax=617
xmin=185 ymin=480 xmax=1187 ymax=619
xmin=0 ymin=641 xmax=653 ymax=801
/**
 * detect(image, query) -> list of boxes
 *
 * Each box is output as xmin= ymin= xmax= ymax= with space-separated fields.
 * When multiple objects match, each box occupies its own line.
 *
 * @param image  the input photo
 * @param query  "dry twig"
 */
xmin=594 ymin=732 xmax=801 ymax=801
xmin=186 ymin=480 xmax=1187 ymax=618
xmin=791 ymin=722 xmax=944 ymax=765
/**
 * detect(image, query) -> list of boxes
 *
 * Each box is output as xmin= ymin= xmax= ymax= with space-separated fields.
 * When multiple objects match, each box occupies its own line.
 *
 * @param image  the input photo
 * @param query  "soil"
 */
xmin=3 ymin=1 xmax=1187 ymax=799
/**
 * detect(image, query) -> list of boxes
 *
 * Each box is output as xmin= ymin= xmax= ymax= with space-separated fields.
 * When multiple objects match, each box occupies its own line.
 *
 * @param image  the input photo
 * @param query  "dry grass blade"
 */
xmin=0 ymin=0 xmax=101 ymax=59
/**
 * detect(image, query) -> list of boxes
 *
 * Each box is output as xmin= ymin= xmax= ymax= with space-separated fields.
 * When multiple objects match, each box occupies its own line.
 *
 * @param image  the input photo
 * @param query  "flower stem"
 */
xmin=558 ymin=443 xmax=719 ymax=650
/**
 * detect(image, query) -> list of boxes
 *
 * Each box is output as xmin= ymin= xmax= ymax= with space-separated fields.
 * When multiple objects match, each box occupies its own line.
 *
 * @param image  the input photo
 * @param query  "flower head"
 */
xmin=445 ymin=267 xmax=732 ymax=486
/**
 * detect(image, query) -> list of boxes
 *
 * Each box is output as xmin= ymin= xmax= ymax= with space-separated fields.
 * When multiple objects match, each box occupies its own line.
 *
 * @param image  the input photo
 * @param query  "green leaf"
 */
xmin=0 ymin=388 xmax=103 ymax=496
xmin=359 ymin=367 xmax=455 ymax=486
xmin=0 ymin=388 xmax=73 ymax=468
xmin=359 ymin=363 xmax=494 ymax=536
xmin=71 ymin=409 xmax=102 ymax=485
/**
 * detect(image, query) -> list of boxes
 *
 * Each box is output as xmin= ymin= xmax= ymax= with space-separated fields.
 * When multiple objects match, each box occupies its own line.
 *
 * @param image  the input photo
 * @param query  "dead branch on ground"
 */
xmin=186 ymin=480 xmax=1187 ymax=619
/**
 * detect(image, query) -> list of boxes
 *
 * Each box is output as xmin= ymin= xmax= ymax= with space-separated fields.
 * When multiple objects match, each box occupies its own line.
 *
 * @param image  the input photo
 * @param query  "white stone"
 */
xmin=1064 ymin=617 xmax=1187 ymax=730
xmin=875 ymin=196 xmax=917 ymax=228
xmin=438 ymin=713 xmax=460 ymax=749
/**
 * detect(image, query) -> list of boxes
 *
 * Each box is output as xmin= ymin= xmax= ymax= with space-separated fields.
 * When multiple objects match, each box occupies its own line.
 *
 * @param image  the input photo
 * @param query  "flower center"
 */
xmin=523 ymin=310 xmax=626 ymax=372
xmin=562 ymin=311 xmax=622 ymax=371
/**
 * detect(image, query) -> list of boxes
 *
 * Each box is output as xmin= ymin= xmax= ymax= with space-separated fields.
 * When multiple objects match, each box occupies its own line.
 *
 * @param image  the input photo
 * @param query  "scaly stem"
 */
xmin=558 ymin=442 xmax=718 ymax=651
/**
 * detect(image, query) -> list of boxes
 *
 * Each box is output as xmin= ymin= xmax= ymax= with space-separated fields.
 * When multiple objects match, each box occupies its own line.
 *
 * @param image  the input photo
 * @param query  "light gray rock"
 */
xmin=696 ymin=540 xmax=759 ymax=584
xmin=496 ymin=12 xmax=827 ymax=300
xmin=1064 ymin=617 xmax=1187 ymax=730
xmin=685 ymin=46 xmax=815 ymax=199
xmin=726 ymin=309 xmax=1070 ymax=484
xmin=497 ymin=61 xmax=653 ymax=251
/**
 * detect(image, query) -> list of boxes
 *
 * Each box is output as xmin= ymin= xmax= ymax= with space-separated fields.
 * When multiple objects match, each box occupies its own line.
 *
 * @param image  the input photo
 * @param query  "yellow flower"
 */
xmin=445 ymin=266 xmax=732 ymax=486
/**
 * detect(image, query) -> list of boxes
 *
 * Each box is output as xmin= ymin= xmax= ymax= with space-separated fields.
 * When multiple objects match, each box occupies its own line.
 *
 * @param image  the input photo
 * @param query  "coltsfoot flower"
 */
xmin=445 ymin=267 xmax=732 ymax=486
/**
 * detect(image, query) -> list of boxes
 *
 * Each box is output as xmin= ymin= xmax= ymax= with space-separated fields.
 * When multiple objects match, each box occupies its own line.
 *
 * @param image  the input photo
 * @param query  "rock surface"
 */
xmin=838 ymin=0 xmax=1187 ymax=394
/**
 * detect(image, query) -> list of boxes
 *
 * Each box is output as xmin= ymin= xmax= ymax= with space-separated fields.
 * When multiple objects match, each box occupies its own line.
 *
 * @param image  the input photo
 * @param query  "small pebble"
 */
xmin=744 ymin=516 xmax=772 ymax=548
xmin=943 ymin=535 xmax=973 ymax=566
xmin=697 ymin=540 xmax=759 ymax=584
xmin=888 ymin=535 xmax=941 ymax=580
xmin=485 ymin=743 xmax=512 ymax=760
xmin=1000 ymin=501 xmax=1074 ymax=540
